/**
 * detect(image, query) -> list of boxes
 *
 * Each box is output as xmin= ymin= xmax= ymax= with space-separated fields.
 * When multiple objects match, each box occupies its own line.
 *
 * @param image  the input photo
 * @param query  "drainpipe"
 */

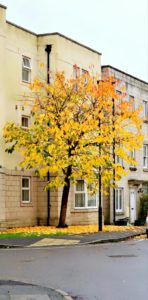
xmin=45 ymin=45 xmax=52 ymax=84
xmin=146 ymin=211 xmax=148 ymax=238
xmin=45 ymin=44 xmax=52 ymax=226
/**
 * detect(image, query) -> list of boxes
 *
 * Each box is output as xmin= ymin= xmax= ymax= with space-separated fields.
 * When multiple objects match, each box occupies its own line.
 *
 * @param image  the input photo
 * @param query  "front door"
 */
xmin=130 ymin=189 xmax=136 ymax=224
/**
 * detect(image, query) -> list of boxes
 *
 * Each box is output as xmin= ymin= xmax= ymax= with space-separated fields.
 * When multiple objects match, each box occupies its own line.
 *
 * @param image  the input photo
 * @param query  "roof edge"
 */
xmin=38 ymin=32 xmax=102 ymax=55
xmin=5 ymin=22 xmax=102 ymax=56
xmin=102 ymin=65 xmax=148 ymax=85
xmin=0 ymin=3 xmax=7 ymax=9
xmin=6 ymin=20 xmax=37 ymax=36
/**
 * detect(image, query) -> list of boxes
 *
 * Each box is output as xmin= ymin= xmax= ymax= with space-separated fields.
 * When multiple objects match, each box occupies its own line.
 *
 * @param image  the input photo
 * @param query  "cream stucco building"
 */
xmin=0 ymin=4 xmax=102 ymax=228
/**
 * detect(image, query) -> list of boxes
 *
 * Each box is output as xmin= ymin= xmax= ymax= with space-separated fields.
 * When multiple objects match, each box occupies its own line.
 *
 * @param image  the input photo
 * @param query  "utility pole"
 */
xmin=112 ymin=97 xmax=116 ymax=225
xmin=97 ymin=80 xmax=103 ymax=231
xmin=45 ymin=44 xmax=52 ymax=226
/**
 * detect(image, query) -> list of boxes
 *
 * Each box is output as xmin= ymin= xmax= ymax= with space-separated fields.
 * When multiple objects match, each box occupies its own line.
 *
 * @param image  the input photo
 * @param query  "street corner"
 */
xmin=0 ymin=280 xmax=73 ymax=300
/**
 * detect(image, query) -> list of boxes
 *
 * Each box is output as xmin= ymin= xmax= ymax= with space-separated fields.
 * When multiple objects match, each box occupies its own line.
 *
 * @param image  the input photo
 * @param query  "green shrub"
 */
xmin=140 ymin=194 xmax=148 ymax=219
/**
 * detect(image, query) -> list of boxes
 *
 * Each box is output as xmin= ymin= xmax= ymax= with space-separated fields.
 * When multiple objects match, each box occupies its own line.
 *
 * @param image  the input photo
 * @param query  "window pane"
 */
xmin=73 ymin=66 xmax=80 ymax=90
xmin=22 ymin=69 xmax=30 ymax=82
xmin=115 ymin=190 xmax=118 ymax=210
xmin=87 ymin=184 xmax=93 ymax=192
xmin=22 ymin=190 xmax=29 ymax=202
xmin=143 ymin=145 xmax=148 ymax=168
xmin=143 ymin=186 xmax=148 ymax=194
xmin=22 ymin=117 xmax=29 ymax=128
xmin=75 ymin=193 xmax=85 ymax=207
xmin=130 ymin=150 xmax=136 ymax=167
xmin=23 ymin=57 xmax=31 ymax=68
xmin=73 ymin=67 xmax=77 ymax=79
xmin=22 ymin=178 xmax=29 ymax=188
xmin=143 ymin=101 xmax=147 ymax=118
xmin=88 ymin=194 xmax=96 ymax=207
xmin=82 ymin=69 xmax=86 ymax=75
xmin=76 ymin=180 xmax=84 ymax=191
xmin=119 ymin=190 xmax=122 ymax=210
xmin=115 ymin=189 xmax=123 ymax=211
xmin=129 ymin=95 xmax=135 ymax=111
xmin=143 ymin=145 xmax=147 ymax=156
xmin=116 ymin=90 xmax=122 ymax=104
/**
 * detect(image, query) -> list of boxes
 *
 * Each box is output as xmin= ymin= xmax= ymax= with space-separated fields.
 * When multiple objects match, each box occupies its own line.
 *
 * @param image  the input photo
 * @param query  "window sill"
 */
xmin=21 ymin=80 xmax=31 ymax=85
xmin=143 ymin=119 xmax=148 ymax=124
xmin=22 ymin=126 xmax=29 ymax=129
xmin=143 ymin=168 xmax=148 ymax=172
xmin=115 ymin=212 xmax=124 ymax=216
xmin=129 ymin=167 xmax=137 ymax=171
xmin=72 ymin=208 xmax=98 ymax=213
xmin=21 ymin=202 xmax=33 ymax=207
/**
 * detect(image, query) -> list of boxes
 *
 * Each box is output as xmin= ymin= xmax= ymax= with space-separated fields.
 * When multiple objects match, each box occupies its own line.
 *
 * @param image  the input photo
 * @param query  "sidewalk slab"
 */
xmin=28 ymin=238 xmax=80 ymax=247
xmin=0 ymin=228 xmax=146 ymax=248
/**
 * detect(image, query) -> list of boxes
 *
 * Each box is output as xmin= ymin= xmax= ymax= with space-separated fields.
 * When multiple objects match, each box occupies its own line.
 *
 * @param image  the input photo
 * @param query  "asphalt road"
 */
xmin=0 ymin=238 xmax=148 ymax=300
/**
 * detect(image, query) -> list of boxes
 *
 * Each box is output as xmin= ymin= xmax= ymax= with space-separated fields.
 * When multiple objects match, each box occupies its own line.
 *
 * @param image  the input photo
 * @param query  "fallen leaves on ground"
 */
xmin=133 ymin=234 xmax=146 ymax=240
xmin=0 ymin=225 xmax=145 ymax=236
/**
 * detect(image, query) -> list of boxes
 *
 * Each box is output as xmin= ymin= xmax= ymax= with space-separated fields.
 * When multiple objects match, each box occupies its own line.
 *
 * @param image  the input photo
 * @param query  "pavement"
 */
xmin=0 ymin=227 xmax=146 ymax=249
xmin=0 ymin=280 xmax=72 ymax=300
xmin=0 ymin=227 xmax=146 ymax=300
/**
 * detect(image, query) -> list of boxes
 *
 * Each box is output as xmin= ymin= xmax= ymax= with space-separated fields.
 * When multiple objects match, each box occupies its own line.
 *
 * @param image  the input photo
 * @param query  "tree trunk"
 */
xmin=57 ymin=165 xmax=72 ymax=228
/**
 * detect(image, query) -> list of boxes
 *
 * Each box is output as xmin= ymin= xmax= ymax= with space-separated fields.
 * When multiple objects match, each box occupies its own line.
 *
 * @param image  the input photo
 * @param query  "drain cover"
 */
xmin=108 ymin=254 xmax=136 ymax=258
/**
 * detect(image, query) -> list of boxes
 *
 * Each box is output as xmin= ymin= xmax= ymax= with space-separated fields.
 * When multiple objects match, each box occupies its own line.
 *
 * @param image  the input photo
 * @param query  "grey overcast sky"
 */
xmin=1 ymin=0 xmax=148 ymax=81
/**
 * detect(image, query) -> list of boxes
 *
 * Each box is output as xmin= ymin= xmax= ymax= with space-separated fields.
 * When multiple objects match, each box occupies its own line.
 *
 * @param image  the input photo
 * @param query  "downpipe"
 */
xmin=146 ymin=212 xmax=148 ymax=238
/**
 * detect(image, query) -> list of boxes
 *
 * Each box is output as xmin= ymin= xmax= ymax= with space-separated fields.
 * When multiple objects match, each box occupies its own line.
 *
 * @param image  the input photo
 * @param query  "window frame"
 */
xmin=81 ymin=69 xmax=88 ymax=84
xmin=73 ymin=65 xmax=80 ymax=79
xmin=125 ymin=82 xmax=128 ymax=91
xmin=142 ymin=100 xmax=147 ymax=119
xmin=21 ymin=177 xmax=30 ymax=203
xmin=129 ymin=95 xmax=135 ymax=111
xmin=115 ymin=188 xmax=124 ymax=213
xmin=116 ymin=155 xmax=123 ymax=167
xmin=22 ymin=56 xmax=31 ymax=83
xmin=143 ymin=144 xmax=148 ymax=169
xmin=74 ymin=180 xmax=97 ymax=209
xmin=116 ymin=90 xmax=122 ymax=104
xmin=73 ymin=65 xmax=80 ymax=91
xmin=130 ymin=149 xmax=136 ymax=168
xmin=21 ymin=115 xmax=30 ymax=129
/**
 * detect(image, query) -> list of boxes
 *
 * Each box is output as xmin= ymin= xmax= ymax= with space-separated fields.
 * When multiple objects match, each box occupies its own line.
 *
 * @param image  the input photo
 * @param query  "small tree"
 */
xmin=3 ymin=72 xmax=143 ymax=227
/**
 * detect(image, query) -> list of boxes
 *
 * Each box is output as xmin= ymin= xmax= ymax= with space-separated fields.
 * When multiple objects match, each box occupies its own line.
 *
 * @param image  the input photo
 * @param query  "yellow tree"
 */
xmin=3 ymin=72 xmax=143 ymax=227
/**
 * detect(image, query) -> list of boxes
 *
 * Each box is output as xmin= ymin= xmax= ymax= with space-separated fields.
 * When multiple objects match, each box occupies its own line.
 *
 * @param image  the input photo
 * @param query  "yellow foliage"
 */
xmin=3 ymin=71 xmax=143 ymax=192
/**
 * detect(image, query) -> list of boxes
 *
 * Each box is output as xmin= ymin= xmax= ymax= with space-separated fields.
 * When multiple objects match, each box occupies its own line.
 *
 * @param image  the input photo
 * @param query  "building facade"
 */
xmin=0 ymin=4 xmax=102 ymax=228
xmin=102 ymin=66 xmax=148 ymax=225
xmin=0 ymin=4 xmax=148 ymax=229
